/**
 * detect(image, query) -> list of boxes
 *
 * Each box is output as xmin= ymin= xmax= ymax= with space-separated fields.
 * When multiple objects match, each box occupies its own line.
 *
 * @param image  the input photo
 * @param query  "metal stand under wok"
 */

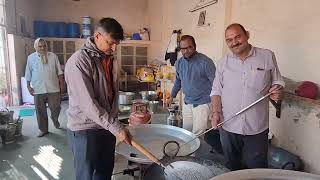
xmin=112 ymin=160 xmax=153 ymax=180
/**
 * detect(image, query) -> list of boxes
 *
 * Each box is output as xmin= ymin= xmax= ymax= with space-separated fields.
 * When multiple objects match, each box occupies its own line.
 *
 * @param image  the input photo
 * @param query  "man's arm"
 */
xmin=25 ymin=56 xmax=34 ymax=96
xmin=171 ymin=71 xmax=181 ymax=98
xmin=205 ymin=58 xmax=216 ymax=84
xmin=166 ymin=62 xmax=181 ymax=105
xmin=210 ymin=59 xmax=224 ymax=128
xmin=58 ymin=75 xmax=65 ymax=93
xmin=54 ymin=53 xmax=65 ymax=93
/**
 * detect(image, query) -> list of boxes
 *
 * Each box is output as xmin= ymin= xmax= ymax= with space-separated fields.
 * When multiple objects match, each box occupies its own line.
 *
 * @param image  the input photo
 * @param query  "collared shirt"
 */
xmin=171 ymin=52 xmax=216 ymax=105
xmin=210 ymin=46 xmax=285 ymax=135
xmin=25 ymin=52 xmax=63 ymax=94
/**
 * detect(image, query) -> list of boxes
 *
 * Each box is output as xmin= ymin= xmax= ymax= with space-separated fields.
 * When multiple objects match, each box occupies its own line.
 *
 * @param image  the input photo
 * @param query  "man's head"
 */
xmin=225 ymin=23 xmax=250 ymax=56
xmin=34 ymin=38 xmax=48 ymax=55
xmin=94 ymin=17 xmax=124 ymax=54
xmin=179 ymin=35 xmax=197 ymax=59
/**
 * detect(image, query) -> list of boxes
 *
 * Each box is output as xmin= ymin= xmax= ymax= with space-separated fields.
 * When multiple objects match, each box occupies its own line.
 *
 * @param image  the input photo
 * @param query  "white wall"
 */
xmin=230 ymin=0 xmax=320 ymax=84
xmin=35 ymin=0 xmax=148 ymax=35
xmin=148 ymin=0 xmax=320 ymax=84
xmin=7 ymin=34 xmax=34 ymax=105
xmin=5 ymin=0 xmax=37 ymax=36
xmin=147 ymin=0 xmax=228 ymax=63
xmin=270 ymin=93 xmax=320 ymax=174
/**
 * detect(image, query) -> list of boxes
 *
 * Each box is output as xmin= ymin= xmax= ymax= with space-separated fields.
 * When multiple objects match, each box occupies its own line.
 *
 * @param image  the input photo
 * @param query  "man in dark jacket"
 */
xmin=65 ymin=18 xmax=131 ymax=180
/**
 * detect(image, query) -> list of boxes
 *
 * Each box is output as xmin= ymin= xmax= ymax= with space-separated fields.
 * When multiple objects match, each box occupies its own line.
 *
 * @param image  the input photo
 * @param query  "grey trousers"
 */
xmin=34 ymin=92 xmax=61 ymax=132
xmin=67 ymin=129 xmax=116 ymax=180
xmin=219 ymin=128 xmax=269 ymax=171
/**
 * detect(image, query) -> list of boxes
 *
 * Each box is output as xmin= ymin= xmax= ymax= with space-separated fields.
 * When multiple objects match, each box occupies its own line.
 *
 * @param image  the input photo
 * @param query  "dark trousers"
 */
xmin=34 ymin=92 xmax=61 ymax=132
xmin=219 ymin=128 xmax=269 ymax=171
xmin=68 ymin=129 xmax=116 ymax=180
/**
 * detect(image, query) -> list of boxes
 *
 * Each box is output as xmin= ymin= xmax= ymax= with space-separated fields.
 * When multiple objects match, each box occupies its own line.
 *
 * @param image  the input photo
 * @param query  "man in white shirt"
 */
xmin=211 ymin=24 xmax=284 ymax=170
xmin=25 ymin=38 xmax=64 ymax=137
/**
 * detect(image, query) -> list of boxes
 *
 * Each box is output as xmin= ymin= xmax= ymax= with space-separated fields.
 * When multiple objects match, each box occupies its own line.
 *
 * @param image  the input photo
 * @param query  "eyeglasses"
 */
xmin=99 ymin=33 xmax=119 ymax=46
xmin=179 ymin=46 xmax=194 ymax=51
xmin=105 ymin=38 xmax=117 ymax=46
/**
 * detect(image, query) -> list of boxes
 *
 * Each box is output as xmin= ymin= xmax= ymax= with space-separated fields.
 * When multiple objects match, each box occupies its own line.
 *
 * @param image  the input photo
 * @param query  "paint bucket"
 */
xmin=82 ymin=16 xmax=91 ymax=38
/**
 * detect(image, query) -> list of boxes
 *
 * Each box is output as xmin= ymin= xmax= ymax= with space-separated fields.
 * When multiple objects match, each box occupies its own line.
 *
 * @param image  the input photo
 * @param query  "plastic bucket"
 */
xmin=82 ymin=16 xmax=91 ymax=38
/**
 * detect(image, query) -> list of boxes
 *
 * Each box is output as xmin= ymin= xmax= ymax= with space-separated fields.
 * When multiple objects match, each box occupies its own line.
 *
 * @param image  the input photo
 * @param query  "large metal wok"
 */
xmin=115 ymin=124 xmax=200 ymax=164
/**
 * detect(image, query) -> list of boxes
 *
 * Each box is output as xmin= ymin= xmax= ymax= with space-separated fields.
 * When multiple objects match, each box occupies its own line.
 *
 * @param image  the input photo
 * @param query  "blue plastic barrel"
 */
xmin=47 ymin=22 xmax=59 ymax=37
xmin=33 ymin=21 xmax=47 ymax=37
xmin=57 ymin=22 xmax=67 ymax=38
xmin=67 ymin=23 xmax=80 ymax=38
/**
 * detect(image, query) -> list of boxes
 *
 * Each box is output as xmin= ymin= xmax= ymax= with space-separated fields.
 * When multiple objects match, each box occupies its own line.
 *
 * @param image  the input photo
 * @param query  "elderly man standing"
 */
xmin=25 ymin=38 xmax=64 ymax=137
xmin=167 ymin=35 xmax=216 ymax=135
xmin=211 ymin=23 xmax=285 ymax=170
xmin=65 ymin=18 xmax=132 ymax=180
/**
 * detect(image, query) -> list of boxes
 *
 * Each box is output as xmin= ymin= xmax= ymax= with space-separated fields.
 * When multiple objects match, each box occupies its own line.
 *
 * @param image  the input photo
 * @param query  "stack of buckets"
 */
xmin=82 ymin=16 xmax=91 ymax=38
xmin=34 ymin=17 xmax=91 ymax=38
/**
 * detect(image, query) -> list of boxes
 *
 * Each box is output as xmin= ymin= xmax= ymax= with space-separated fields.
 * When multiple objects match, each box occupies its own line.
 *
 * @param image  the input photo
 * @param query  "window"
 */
xmin=0 ymin=0 xmax=9 ymax=107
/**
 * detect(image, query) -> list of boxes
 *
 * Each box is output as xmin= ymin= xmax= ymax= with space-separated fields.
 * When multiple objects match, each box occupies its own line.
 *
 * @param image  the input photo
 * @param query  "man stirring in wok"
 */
xmin=211 ymin=23 xmax=285 ymax=170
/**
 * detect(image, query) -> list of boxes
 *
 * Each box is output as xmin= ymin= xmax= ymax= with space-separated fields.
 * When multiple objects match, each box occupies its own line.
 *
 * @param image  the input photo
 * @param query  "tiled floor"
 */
xmin=0 ymin=101 xmax=137 ymax=180
xmin=0 ymin=101 xmax=225 ymax=180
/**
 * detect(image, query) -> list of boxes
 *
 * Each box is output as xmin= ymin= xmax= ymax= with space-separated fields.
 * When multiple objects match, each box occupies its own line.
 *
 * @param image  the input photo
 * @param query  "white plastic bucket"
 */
xmin=82 ymin=16 xmax=91 ymax=38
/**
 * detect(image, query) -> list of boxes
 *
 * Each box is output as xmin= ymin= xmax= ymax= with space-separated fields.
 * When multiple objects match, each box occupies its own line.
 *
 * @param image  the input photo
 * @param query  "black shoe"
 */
xmin=54 ymin=122 xmax=61 ymax=129
xmin=37 ymin=131 xmax=49 ymax=137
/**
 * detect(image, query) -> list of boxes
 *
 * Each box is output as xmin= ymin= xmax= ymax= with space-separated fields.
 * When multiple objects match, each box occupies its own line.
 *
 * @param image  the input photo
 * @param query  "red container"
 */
xmin=129 ymin=102 xmax=151 ymax=126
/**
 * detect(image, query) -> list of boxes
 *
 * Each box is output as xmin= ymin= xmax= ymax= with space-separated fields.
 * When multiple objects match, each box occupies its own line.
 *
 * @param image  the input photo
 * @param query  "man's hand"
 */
xmin=60 ymin=85 xmax=65 ymax=94
xmin=27 ymin=86 xmax=34 ymax=96
xmin=269 ymin=84 xmax=284 ymax=102
xmin=117 ymin=128 xmax=132 ymax=145
xmin=211 ymin=112 xmax=222 ymax=129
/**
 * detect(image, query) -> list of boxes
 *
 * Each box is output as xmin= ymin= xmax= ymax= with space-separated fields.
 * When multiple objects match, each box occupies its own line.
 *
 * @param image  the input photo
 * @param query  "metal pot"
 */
xmin=210 ymin=169 xmax=320 ymax=180
xmin=0 ymin=109 xmax=14 ymax=125
xmin=2 ymin=123 xmax=17 ymax=144
xmin=14 ymin=118 xmax=23 ymax=137
xmin=140 ymin=91 xmax=157 ymax=101
xmin=144 ymin=156 xmax=229 ymax=180
xmin=148 ymin=101 xmax=159 ymax=113
xmin=116 ymin=124 xmax=200 ymax=164
xmin=167 ymin=109 xmax=182 ymax=128
xmin=119 ymin=92 xmax=135 ymax=105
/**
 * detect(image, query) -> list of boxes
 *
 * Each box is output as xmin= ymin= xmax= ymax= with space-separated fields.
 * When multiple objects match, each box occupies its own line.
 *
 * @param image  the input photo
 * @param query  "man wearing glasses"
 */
xmin=65 ymin=18 xmax=132 ymax=180
xmin=167 ymin=35 xmax=216 ymax=135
